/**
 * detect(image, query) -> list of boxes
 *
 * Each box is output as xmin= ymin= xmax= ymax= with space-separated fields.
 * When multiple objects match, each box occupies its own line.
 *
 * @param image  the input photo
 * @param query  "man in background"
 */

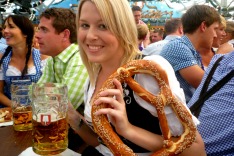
xmin=132 ymin=5 xmax=150 ymax=47
xmin=150 ymin=28 xmax=164 ymax=43
xmin=143 ymin=18 xmax=183 ymax=55
xmin=35 ymin=7 xmax=88 ymax=152
xmin=132 ymin=5 xmax=145 ymax=25
xmin=35 ymin=8 xmax=88 ymax=110
xmin=160 ymin=5 xmax=220 ymax=103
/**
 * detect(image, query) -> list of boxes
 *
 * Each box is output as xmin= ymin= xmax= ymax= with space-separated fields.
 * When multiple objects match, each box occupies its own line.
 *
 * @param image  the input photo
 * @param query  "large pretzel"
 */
xmin=92 ymin=60 xmax=196 ymax=156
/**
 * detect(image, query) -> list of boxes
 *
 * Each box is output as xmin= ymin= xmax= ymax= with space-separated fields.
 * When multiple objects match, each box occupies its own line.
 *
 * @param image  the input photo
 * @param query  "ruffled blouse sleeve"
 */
xmin=134 ymin=55 xmax=199 ymax=136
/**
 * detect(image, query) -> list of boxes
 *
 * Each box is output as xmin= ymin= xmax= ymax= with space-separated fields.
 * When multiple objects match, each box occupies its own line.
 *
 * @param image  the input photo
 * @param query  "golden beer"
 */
xmin=31 ymin=83 xmax=69 ymax=155
xmin=32 ymin=117 xmax=68 ymax=155
xmin=11 ymin=83 xmax=32 ymax=131
xmin=12 ymin=106 xmax=32 ymax=131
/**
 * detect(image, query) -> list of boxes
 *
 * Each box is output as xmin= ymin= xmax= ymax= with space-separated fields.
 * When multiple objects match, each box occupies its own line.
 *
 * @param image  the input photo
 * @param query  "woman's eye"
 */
xmin=80 ymin=24 xmax=89 ymax=28
xmin=99 ymin=24 xmax=107 ymax=30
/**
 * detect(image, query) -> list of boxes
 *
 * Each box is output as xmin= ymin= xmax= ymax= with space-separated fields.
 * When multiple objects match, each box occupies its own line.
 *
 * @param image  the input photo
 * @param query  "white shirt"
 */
xmin=142 ymin=35 xmax=180 ymax=55
xmin=0 ymin=59 xmax=48 ymax=80
xmin=83 ymin=55 xmax=199 ymax=155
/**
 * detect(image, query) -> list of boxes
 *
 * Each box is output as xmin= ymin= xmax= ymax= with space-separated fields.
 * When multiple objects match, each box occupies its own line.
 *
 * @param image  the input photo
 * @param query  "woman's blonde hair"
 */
xmin=77 ymin=0 xmax=141 ymax=85
xmin=220 ymin=15 xmax=226 ymax=28
xmin=137 ymin=24 xmax=149 ymax=40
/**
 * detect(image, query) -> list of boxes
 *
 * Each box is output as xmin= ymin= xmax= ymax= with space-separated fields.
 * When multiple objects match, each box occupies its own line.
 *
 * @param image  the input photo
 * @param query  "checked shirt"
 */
xmin=38 ymin=43 xmax=88 ymax=109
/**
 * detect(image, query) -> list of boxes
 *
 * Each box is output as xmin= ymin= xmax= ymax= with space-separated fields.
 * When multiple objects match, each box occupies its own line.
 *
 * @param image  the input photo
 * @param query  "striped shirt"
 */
xmin=38 ymin=43 xmax=88 ymax=109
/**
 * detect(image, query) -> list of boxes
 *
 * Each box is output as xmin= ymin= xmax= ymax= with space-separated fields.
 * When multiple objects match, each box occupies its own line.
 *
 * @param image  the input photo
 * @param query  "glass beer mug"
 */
xmin=31 ymin=83 xmax=69 ymax=155
xmin=11 ymin=82 xmax=32 ymax=131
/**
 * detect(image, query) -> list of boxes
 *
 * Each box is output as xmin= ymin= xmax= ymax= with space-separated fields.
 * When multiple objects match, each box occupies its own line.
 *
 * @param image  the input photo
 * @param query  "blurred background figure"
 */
xmin=221 ymin=20 xmax=234 ymax=45
xmin=132 ymin=5 xmax=145 ymax=25
xmin=143 ymin=18 xmax=183 ymax=55
xmin=32 ymin=26 xmax=39 ymax=49
xmin=213 ymin=16 xmax=234 ymax=55
xmin=32 ymin=37 xmax=39 ymax=50
xmin=137 ymin=24 xmax=149 ymax=51
xmin=212 ymin=15 xmax=227 ymax=49
xmin=132 ymin=5 xmax=150 ymax=48
xmin=150 ymin=28 xmax=164 ymax=43
xmin=0 ymin=27 xmax=7 ymax=53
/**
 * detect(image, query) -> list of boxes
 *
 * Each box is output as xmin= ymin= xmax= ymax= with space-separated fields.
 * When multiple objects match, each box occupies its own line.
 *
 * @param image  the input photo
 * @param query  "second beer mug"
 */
xmin=31 ymin=83 xmax=69 ymax=155
xmin=11 ymin=83 xmax=32 ymax=131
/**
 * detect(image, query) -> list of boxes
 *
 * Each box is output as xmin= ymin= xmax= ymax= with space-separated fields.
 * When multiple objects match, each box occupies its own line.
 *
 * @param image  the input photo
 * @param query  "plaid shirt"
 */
xmin=38 ymin=43 xmax=88 ymax=109
xmin=160 ymin=35 xmax=203 ymax=103
xmin=188 ymin=52 xmax=234 ymax=155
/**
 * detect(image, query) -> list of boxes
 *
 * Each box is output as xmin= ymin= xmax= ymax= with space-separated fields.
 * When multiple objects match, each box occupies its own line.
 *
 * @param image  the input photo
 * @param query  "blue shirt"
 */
xmin=188 ymin=52 xmax=234 ymax=155
xmin=0 ymin=38 xmax=7 ymax=53
xmin=160 ymin=35 xmax=203 ymax=103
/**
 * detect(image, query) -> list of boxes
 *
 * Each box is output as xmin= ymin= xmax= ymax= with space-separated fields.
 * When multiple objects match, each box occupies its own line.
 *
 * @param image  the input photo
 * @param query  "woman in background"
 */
xmin=216 ymin=20 xmax=234 ymax=54
xmin=0 ymin=15 xmax=48 ymax=107
xmin=137 ymin=24 xmax=149 ymax=51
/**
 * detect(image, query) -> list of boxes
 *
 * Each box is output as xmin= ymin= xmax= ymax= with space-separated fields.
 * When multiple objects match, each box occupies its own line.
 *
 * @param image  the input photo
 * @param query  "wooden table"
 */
xmin=0 ymin=107 xmax=87 ymax=155
xmin=0 ymin=125 xmax=86 ymax=156
xmin=0 ymin=126 xmax=33 ymax=156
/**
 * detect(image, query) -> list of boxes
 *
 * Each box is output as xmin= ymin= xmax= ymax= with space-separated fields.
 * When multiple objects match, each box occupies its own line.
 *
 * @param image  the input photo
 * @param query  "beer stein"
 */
xmin=11 ymin=83 xmax=32 ymax=131
xmin=31 ymin=83 xmax=69 ymax=155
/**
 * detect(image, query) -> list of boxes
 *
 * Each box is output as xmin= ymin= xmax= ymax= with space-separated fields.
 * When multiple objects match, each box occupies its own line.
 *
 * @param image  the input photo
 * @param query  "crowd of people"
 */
xmin=0 ymin=0 xmax=233 ymax=156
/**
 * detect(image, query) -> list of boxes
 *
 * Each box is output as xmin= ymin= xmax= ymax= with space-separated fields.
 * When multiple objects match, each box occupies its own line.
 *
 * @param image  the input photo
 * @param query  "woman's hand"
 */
xmin=93 ymin=79 xmax=131 ymax=136
xmin=216 ymin=42 xmax=234 ymax=54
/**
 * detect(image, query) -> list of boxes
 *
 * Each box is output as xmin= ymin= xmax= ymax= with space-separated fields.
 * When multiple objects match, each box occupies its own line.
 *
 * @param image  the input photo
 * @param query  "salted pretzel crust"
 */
xmin=92 ymin=60 xmax=196 ymax=156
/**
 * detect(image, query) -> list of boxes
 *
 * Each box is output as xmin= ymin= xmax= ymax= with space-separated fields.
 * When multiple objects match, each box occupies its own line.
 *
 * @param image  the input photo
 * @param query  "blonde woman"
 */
xmin=137 ymin=24 xmax=149 ymax=51
xmin=68 ymin=0 xmax=206 ymax=155
xmin=217 ymin=20 xmax=234 ymax=54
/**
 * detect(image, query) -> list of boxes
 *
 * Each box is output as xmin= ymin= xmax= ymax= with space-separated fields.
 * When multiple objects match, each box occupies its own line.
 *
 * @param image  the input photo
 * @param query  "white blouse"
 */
xmin=0 ymin=59 xmax=48 ymax=80
xmin=83 ymin=55 xmax=199 ymax=156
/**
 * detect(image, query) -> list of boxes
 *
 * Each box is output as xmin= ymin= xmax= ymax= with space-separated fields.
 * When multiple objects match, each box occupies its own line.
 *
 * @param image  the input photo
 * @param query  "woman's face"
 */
xmin=212 ymin=24 xmax=226 ymax=48
xmin=221 ymin=32 xmax=232 ymax=44
xmin=77 ymin=1 xmax=124 ymax=66
xmin=3 ymin=18 xmax=26 ymax=47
